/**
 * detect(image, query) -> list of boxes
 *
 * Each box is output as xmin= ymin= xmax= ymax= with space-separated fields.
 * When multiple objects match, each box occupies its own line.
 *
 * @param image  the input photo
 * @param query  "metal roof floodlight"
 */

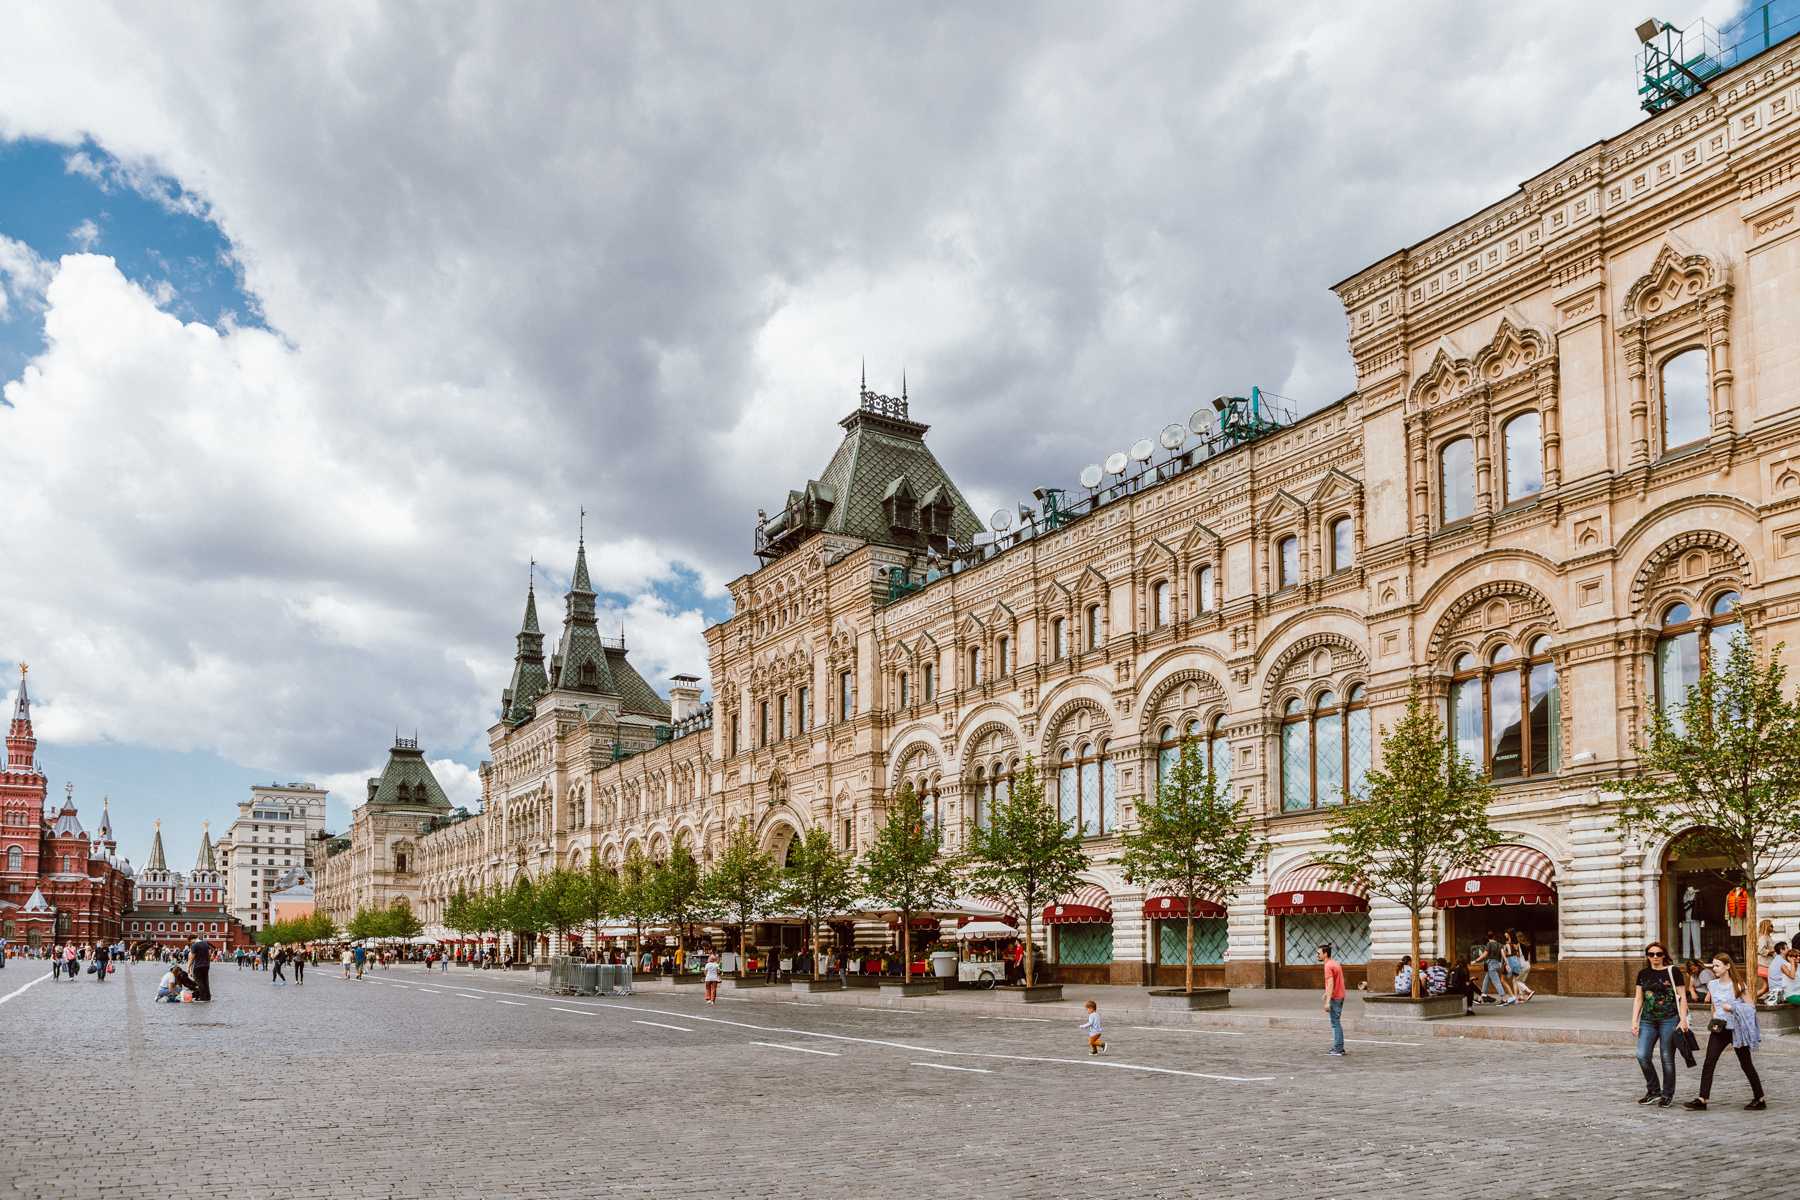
xmin=1636 ymin=18 xmax=1662 ymax=43
xmin=1103 ymin=451 xmax=1129 ymax=477
xmin=1078 ymin=464 xmax=1103 ymax=490
xmin=1158 ymin=423 xmax=1187 ymax=452
xmin=989 ymin=507 xmax=1013 ymax=533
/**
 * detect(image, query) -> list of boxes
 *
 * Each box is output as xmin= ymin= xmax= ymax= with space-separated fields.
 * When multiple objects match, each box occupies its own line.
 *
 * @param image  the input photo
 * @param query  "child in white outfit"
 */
xmin=1081 ymin=1000 xmax=1105 ymax=1054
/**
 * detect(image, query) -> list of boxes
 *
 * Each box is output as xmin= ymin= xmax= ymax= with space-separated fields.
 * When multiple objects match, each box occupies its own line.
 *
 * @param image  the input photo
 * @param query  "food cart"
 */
xmin=956 ymin=919 xmax=1018 ymax=988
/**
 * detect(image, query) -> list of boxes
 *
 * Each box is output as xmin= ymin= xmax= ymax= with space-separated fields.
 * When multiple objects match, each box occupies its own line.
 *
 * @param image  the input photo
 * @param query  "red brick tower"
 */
xmin=2 ymin=664 xmax=47 ymax=889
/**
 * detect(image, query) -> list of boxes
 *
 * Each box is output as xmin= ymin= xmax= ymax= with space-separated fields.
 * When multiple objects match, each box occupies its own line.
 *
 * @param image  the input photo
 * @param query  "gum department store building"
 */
xmin=396 ymin=36 xmax=1800 ymax=996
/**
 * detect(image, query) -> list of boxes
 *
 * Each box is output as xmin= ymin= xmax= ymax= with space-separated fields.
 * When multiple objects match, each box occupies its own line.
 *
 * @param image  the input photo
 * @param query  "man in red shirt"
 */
xmin=1317 ymin=942 xmax=1346 ymax=1056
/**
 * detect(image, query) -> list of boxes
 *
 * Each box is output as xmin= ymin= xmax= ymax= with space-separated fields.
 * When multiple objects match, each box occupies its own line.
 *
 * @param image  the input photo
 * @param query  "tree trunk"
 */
xmin=1746 ymin=886 xmax=1760 ymax=999
xmin=740 ymin=910 xmax=750 ymax=979
xmin=1184 ymin=912 xmax=1194 ymax=995
xmin=1024 ymin=916 xmax=1036 ymax=988
xmin=1410 ymin=907 xmax=1422 ymax=999
xmin=809 ymin=915 xmax=819 ymax=982
xmin=902 ymin=912 xmax=912 ymax=983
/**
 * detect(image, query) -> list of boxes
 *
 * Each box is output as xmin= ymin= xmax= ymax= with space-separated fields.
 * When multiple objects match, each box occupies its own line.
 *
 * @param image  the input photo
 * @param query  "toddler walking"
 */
xmin=1081 ymin=999 xmax=1105 ymax=1054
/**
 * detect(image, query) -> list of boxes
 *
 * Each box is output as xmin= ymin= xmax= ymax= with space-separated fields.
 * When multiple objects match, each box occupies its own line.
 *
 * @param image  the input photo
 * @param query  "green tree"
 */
xmin=705 ymin=821 xmax=781 ymax=977
xmin=385 ymin=898 xmax=425 ymax=941
xmin=345 ymin=908 xmax=381 ymax=942
xmin=779 ymin=825 xmax=859 ymax=980
xmin=614 ymin=849 xmax=657 ymax=963
xmin=444 ymin=887 xmax=475 ymax=939
xmin=1610 ymin=634 xmax=1800 ymax=979
xmin=579 ymin=851 xmax=618 ymax=952
xmin=535 ymin=868 xmax=587 ymax=953
xmin=654 ymin=843 xmax=715 ymax=968
xmin=1315 ymin=690 xmax=1497 ymax=998
xmin=859 ymin=782 xmax=956 ymax=983
xmin=502 ymin=875 xmax=548 ymax=963
xmin=962 ymin=758 xmax=1087 ymax=989
xmin=1119 ymin=739 xmax=1262 ymax=994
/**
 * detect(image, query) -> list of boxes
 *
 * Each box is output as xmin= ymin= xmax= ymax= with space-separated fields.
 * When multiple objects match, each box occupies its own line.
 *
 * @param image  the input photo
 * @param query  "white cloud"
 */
xmin=69 ymin=218 xmax=100 ymax=250
xmin=0 ymin=234 xmax=50 ymax=318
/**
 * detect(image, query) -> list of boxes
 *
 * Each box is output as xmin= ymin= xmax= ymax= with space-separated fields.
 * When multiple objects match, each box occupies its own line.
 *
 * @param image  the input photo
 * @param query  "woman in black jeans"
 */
xmin=1684 ymin=951 xmax=1766 ymax=1111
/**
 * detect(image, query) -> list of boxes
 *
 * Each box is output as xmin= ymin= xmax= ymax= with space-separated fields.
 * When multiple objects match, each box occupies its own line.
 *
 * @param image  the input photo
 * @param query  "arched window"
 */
xmin=968 ymin=646 xmax=984 ymax=686
xmin=1503 ymin=411 xmax=1543 ymax=503
xmin=797 ymin=685 xmax=810 ymax=730
xmin=1661 ymin=348 xmax=1710 ymax=452
xmin=1440 ymin=437 xmax=1474 ymax=523
xmin=1280 ymin=689 xmax=1370 ymax=812
xmin=1277 ymin=536 xmax=1299 ymax=588
xmin=1152 ymin=580 xmax=1171 ymax=628
xmin=1052 ymin=618 xmax=1068 ymax=660
xmin=1449 ymin=639 xmax=1559 ymax=778
xmin=1057 ymin=748 xmax=1077 ymax=828
xmin=1208 ymin=714 xmax=1233 ymax=792
xmin=1194 ymin=565 xmax=1216 ymax=614
xmin=5 ymin=845 xmax=18 ymax=871
xmin=971 ymin=766 xmax=985 ymax=830
xmin=1155 ymin=724 xmax=1178 ymax=791
xmin=997 ymin=635 xmax=1012 ymax=676
xmin=1085 ymin=604 xmax=1103 ymax=650
xmin=1060 ymin=740 xmax=1116 ymax=836
xmin=923 ymin=661 xmax=936 ymax=701
xmin=1656 ymin=591 xmax=1743 ymax=723
xmin=897 ymin=672 xmax=910 ymax=709
xmin=1329 ymin=517 xmax=1353 ymax=572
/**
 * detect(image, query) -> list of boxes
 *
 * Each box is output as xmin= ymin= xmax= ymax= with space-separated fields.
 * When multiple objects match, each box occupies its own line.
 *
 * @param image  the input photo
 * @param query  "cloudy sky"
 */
xmin=0 ymin=2 xmax=1744 ymax=865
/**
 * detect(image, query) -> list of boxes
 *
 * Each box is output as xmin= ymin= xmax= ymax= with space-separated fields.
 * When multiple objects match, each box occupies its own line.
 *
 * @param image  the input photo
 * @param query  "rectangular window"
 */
xmin=898 ymin=673 xmax=910 ymax=709
xmin=797 ymin=686 xmax=810 ymax=731
xmin=759 ymin=700 xmax=770 ymax=747
xmin=1451 ymin=677 xmax=1484 ymax=768
xmin=777 ymin=693 xmax=789 ymax=741
xmin=1086 ymin=605 xmax=1102 ymax=649
xmin=839 ymin=671 xmax=855 ymax=721
xmin=841 ymin=818 xmax=853 ymax=851
xmin=1281 ymin=721 xmax=1310 ymax=813
xmin=923 ymin=663 xmax=936 ymax=701
xmin=1057 ymin=760 xmax=1077 ymax=829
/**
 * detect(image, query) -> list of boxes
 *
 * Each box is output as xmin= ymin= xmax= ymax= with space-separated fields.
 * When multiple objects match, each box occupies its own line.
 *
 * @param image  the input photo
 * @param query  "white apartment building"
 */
xmin=219 ymin=782 xmax=327 ymax=932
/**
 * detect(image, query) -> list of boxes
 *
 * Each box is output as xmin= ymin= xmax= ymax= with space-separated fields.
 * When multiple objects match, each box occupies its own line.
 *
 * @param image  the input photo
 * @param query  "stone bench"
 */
xmin=1360 ymin=993 xmax=1467 ymax=1020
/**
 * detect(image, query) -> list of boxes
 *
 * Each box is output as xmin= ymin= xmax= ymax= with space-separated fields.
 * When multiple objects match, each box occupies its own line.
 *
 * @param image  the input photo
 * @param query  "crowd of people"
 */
xmin=1383 ymin=927 xmax=1538 ymax=1012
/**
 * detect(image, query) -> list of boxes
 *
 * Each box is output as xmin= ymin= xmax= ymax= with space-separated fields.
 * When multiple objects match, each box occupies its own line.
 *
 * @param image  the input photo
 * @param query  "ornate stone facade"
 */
xmin=404 ymin=40 xmax=1800 ymax=993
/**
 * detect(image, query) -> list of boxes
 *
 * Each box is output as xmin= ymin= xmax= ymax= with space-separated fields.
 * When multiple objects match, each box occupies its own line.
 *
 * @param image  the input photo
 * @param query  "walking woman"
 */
xmin=1505 ymin=929 xmax=1534 ymax=1003
xmin=1684 ymin=951 xmax=1767 ymax=1111
xmin=1631 ymin=942 xmax=1689 ymax=1106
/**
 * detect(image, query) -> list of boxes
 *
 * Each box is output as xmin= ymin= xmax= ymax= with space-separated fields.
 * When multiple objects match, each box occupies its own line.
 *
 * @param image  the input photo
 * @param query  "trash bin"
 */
xmin=930 ymin=951 xmax=958 ymax=980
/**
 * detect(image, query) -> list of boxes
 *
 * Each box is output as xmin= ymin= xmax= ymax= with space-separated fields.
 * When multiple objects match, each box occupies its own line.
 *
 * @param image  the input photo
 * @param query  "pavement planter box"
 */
xmin=991 ymin=984 xmax=1063 ymax=1004
xmin=879 ymin=980 xmax=942 ymax=998
xmin=1756 ymin=1005 xmax=1800 ymax=1036
xmin=798 ymin=978 xmax=846 ymax=993
xmin=1360 ymin=993 xmax=1467 ymax=1021
xmin=732 ymin=977 xmax=774 ymax=988
xmin=1146 ymin=988 xmax=1230 ymax=1011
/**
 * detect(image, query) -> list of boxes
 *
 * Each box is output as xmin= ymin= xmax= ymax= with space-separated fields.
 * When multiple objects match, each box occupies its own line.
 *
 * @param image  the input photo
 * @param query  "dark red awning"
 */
xmin=1143 ymin=896 xmax=1226 ymax=920
xmin=1434 ymin=875 xmax=1556 ymax=908
xmin=1265 ymin=863 xmax=1369 ymax=916
xmin=1042 ymin=903 xmax=1112 ymax=925
xmin=956 ymin=913 xmax=1018 ymax=928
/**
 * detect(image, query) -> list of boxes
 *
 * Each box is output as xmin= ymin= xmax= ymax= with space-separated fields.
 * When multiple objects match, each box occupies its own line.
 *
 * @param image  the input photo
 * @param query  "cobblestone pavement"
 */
xmin=1 ymin=960 xmax=1793 ymax=1199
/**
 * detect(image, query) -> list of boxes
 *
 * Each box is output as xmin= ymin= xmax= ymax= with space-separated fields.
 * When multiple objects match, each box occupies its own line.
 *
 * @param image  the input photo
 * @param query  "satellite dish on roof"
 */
xmin=1159 ymin=423 xmax=1187 ymax=451
xmin=989 ymin=507 xmax=1013 ymax=533
xmin=1129 ymin=438 xmax=1155 ymax=463
xmin=1188 ymin=407 xmax=1217 ymax=437
xmin=1078 ymin=464 xmax=1103 ymax=489
xmin=1103 ymin=451 xmax=1129 ymax=476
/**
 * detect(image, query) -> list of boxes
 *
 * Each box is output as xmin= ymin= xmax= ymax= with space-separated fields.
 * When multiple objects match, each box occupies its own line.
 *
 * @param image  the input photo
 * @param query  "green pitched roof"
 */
xmin=554 ymin=539 xmax=618 ymax=694
xmin=503 ymin=582 xmax=550 ymax=724
xmin=603 ymin=647 xmax=671 ymax=721
xmin=368 ymin=739 xmax=452 ymax=811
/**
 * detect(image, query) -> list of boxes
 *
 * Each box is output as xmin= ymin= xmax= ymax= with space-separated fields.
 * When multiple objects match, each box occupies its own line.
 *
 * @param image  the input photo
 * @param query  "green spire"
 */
xmin=503 ymin=564 xmax=550 ymax=723
xmin=554 ymin=518 xmax=616 ymax=695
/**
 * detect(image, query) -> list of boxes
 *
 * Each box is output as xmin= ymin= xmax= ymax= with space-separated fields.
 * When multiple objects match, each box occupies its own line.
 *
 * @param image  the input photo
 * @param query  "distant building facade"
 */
xmin=0 ymin=667 xmax=132 ymax=948
xmin=314 ymin=738 xmax=460 ymax=924
xmin=218 ymin=782 xmax=327 ymax=934
xmin=127 ymin=820 xmax=248 ymax=951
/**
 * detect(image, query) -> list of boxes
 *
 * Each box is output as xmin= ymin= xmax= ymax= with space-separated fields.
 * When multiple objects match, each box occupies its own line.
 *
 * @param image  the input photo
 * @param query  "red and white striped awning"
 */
xmin=1435 ymin=844 xmax=1557 ymax=909
xmin=1143 ymin=895 xmax=1228 ymax=920
xmin=1265 ymin=863 xmax=1369 ymax=916
xmin=1043 ymin=882 xmax=1113 ymax=925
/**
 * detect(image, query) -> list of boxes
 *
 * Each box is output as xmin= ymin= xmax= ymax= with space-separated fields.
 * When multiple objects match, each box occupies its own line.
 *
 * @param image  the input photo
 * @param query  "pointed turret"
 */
xmin=501 ymin=564 xmax=551 ymax=724
xmin=97 ymin=795 xmax=115 ymax=852
xmin=194 ymin=820 xmax=216 ymax=872
xmin=553 ymin=519 xmax=618 ymax=695
xmin=5 ymin=663 xmax=37 ymax=775
xmin=147 ymin=819 xmax=168 ymax=873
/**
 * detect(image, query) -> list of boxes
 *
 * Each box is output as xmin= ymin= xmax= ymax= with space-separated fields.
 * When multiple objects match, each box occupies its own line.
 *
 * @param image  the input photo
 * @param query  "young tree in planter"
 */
xmin=385 ymin=899 xmax=425 ymax=942
xmin=1118 ymin=739 xmax=1262 ymax=994
xmin=614 ymin=849 xmax=658 ymax=965
xmin=535 ymin=869 xmax=587 ymax=956
xmin=1315 ymin=690 xmax=1497 ymax=999
xmin=579 ymin=850 xmax=618 ymax=953
xmin=655 ymin=844 xmax=717 ymax=968
xmin=444 ymin=887 xmax=473 ymax=941
xmin=861 ymin=782 xmax=958 ymax=983
xmin=779 ymin=825 xmax=860 ymax=980
xmin=472 ymin=885 xmax=507 ymax=963
xmin=963 ymin=757 xmax=1087 ymax=989
xmin=705 ymin=821 xmax=782 ymax=977
xmin=502 ymin=875 xmax=548 ymax=963
xmin=1610 ymin=634 xmax=1800 ymax=981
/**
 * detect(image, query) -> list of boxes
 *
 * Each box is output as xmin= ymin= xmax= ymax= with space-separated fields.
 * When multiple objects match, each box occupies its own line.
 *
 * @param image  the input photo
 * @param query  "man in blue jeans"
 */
xmin=1632 ymin=942 xmax=1689 ymax=1106
xmin=1318 ymin=942 xmax=1346 ymax=1056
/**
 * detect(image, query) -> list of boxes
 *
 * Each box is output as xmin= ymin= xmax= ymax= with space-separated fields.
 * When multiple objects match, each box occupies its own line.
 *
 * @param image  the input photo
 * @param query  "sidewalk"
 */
xmin=628 ymin=974 xmax=1800 ymax=1049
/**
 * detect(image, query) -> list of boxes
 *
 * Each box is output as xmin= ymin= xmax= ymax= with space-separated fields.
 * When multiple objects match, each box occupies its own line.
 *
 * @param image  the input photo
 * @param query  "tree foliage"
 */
xmin=1118 ymin=740 xmax=1261 ymax=993
xmin=859 ymin=782 xmax=957 ymax=980
xmin=779 ymin=825 xmax=860 ymax=979
xmin=534 ymin=868 xmax=588 ymax=943
xmin=654 ymin=843 xmax=716 ymax=958
xmin=614 ymin=848 xmax=658 ymax=958
xmin=962 ymin=757 xmax=1087 ymax=988
xmin=1315 ymin=689 xmax=1497 ymax=997
xmin=580 ymin=849 xmax=619 ymax=948
xmin=1610 ymin=634 xmax=1800 ymax=973
xmin=254 ymin=912 xmax=339 ymax=946
xmin=706 ymin=820 xmax=782 ymax=972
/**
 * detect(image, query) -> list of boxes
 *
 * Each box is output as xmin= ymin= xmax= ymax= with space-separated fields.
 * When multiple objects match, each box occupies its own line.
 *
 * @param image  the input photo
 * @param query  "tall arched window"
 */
xmin=1449 ymin=638 xmax=1559 ymax=779
xmin=1057 ymin=747 xmax=1077 ymax=828
xmin=1329 ymin=517 xmax=1353 ymax=571
xmin=1502 ymin=411 xmax=1543 ymax=503
xmin=1067 ymin=740 xmax=1117 ymax=836
xmin=1085 ymin=604 xmax=1103 ymax=650
xmin=5 ymin=845 xmax=19 ymax=871
xmin=1194 ymin=565 xmax=1216 ymax=613
xmin=997 ymin=635 xmax=1012 ymax=675
xmin=1155 ymin=724 xmax=1179 ymax=791
xmin=1280 ymin=689 xmax=1370 ymax=812
xmin=968 ymin=646 xmax=984 ymax=686
xmin=923 ymin=661 xmax=936 ymax=701
xmin=970 ymin=766 xmax=985 ymax=831
xmin=897 ymin=672 xmax=910 ymax=709
xmin=1207 ymin=714 xmax=1232 ymax=792
xmin=1440 ymin=437 xmax=1474 ymax=523
xmin=1052 ymin=618 xmax=1068 ymax=660
xmin=1656 ymin=591 xmax=1743 ymax=723
xmin=1277 ymin=536 xmax=1299 ymax=588
xmin=1153 ymin=580 xmax=1171 ymax=627
xmin=1661 ymin=348 xmax=1710 ymax=452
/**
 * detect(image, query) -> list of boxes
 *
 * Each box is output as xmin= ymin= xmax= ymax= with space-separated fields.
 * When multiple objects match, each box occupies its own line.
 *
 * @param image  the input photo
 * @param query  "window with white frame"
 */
xmin=1152 ymin=580 xmax=1171 ymax=627
xmin=1661 ymin=348 xmax=1710 ymax=453
xmin=1195 ymin=564 xmax=1215 ymax=613
xmin=1277 ymin=536 xmax=1299 ymax=589
xmin=1440 ymin=437 xmax=1474 ymax=523
xmin=1502 ymin=411 xmax=1543 ymax=503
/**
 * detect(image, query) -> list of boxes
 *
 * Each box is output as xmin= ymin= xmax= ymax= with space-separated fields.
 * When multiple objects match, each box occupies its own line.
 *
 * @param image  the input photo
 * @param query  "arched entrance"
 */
xmin=1662 ymin=828 xmax=1746 ymax=964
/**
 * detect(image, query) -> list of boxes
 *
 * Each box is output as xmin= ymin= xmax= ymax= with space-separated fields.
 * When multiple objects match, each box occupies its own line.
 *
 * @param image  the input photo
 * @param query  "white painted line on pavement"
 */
xmin=454 ymin=994 xmax=484 ymax=1000
xmin=751 ymin=1041 xmax=839 ymax=1057
xmin=784 ymin=1001 xmax=825 ymax=1007
xmin=634 ymin=1019 xmax=693 ymax=1032
xmin=553 ymin=1006 xmax=597 ymax=1016
xmin=415 ymin=987 xmax=442 ymax=994
xmin=496 ymin=1000 xmax=526 ymax=1006
xmin=977 ymin=1015 xmax=1051 ymax=1023
xmin=1125 ymin=1026 xmax=1246 ymax=1036
xmin=1345 ymin=1038 xmax=1421 ymax=1047
xmin=912 ymin=1062 xmax=991 ymax=1074
xmin=0 ymin=972 xmax=53 ymax=1007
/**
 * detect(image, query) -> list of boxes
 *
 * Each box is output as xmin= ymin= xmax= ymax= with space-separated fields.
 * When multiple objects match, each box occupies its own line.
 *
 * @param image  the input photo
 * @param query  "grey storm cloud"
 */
xmin=0 ymin=1 xmax=1680 ymax=777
